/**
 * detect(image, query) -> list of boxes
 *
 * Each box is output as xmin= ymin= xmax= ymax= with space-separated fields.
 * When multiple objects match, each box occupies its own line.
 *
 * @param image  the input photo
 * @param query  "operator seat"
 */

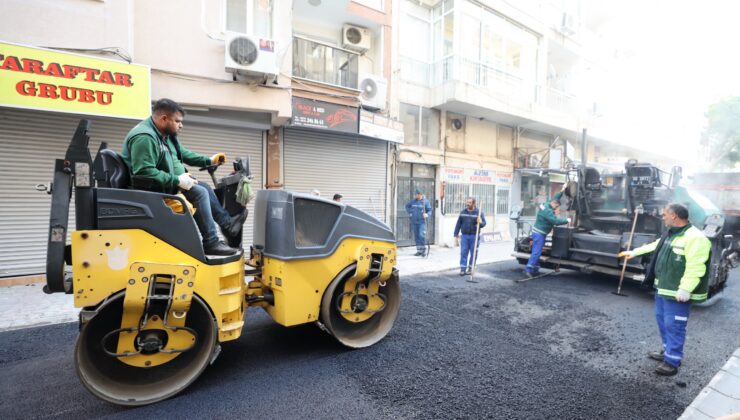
xmin=584 ymin=168 xmax=602 ymax=191
xmin=99 ymin=149 xmax=130 ymax=189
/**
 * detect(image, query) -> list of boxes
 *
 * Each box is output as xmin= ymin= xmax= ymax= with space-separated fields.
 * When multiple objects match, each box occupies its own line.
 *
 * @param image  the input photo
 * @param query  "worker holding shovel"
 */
xmin=454 ymin=197 xmax=487 ymax=276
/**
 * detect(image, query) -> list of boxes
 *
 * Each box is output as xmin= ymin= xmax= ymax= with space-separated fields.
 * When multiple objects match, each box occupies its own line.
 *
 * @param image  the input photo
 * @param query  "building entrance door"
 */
xmin=396 ymin=163 xmax=436 ymax=247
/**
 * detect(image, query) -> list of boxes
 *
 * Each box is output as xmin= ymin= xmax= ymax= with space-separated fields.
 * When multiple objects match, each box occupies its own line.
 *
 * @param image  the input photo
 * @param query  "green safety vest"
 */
xmin=633 ymin=224 xmax=711 ymax=302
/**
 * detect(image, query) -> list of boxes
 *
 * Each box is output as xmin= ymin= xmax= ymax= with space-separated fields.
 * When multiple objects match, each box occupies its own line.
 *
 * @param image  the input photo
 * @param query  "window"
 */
xmin=293 ymin=198 xmax=340 ymax=247
xmin=225 ymin=0 xmax=273 ymax=39
xmin=293 ymin=37 xmax=359 ymax=89
xmin=400 ymin=103 xmax=440 ymax=148
xmin=521 ymin=174 xmax=549 ymax=217
xmin=444 ymin=182 xmax=497 ymax=218
xmin=400 ymin=0 xmax=432 ymax=85
xmin=472 ymin=184 xmax=495 ymax=216
xmin=496 ymin=187 xmax=510 ymax=215
xmin=444 ymin=182 xmax=468 ymax=214
xmin=457 ymin=2 xmax=538 ymax=101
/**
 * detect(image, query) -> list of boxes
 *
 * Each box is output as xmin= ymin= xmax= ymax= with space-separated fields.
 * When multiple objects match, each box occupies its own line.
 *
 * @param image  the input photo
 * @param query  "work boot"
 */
xmin=226 ymin=209 xmax=248 ymax=239
xmin=459 ymin=269 xmax=466 ymax=276
xmin=655 ymin=362 xmax=678 ymax=376
xmin=648 ymin=350 xmax=665 ymax=362
xmin=204 ymin=241 xmax=238 ymax=256
xmin=525 ymin=271 xmax=535 ymax=279
xmin=466 ymin=268 xmax=472 ymax=275
xmin=414 ymin=251 xmax=423 ymax=256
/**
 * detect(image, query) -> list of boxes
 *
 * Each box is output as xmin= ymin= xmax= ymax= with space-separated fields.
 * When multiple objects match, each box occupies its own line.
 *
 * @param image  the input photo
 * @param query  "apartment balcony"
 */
xmin=544 ymin=86 xmax=580 ymax=116
xmin=292 ymin=36 xmax=359 ymax=90
xmin=397 ymin=54 xmax=581 ymax=140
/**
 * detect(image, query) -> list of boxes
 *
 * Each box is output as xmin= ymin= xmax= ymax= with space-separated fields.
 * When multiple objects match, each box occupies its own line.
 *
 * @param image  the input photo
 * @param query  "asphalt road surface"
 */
xmin=2 ymin=260 xmax=739 ymax=419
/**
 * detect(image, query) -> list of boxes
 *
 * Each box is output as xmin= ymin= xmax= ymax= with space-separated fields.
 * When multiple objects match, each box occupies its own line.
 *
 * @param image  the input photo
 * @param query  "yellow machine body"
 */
xmin=72 ymin=229 xmax=246 ymax=355
xmin=72 ymin=228 xmax=396 ymax=368
xmin=258 ymin=238 xmax=396 ymax=326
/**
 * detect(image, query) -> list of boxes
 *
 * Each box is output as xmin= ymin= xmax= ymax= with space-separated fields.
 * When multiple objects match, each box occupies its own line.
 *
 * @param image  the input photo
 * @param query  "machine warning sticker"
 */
xmin=106 ymin=246 xmax=129 ymax=270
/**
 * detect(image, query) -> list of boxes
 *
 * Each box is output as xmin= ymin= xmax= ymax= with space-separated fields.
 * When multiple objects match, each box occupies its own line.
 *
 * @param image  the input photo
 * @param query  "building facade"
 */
xmin=0 ymin=0 xmax=400 ymax=277
xmin=391 ymin=0 xmax=658 ymax=246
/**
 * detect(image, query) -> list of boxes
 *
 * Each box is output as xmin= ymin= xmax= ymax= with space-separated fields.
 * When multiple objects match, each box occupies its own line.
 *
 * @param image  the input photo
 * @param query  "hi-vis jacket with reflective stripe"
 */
xmin=632 ymin=224 xmax=711 ymax=302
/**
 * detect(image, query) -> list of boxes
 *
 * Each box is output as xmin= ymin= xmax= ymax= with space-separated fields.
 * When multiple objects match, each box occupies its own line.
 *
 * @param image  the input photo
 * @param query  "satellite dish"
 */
xmin=228 ymin=36 xmax=258 ymax=66
xmin=360 ymin=77 xmax=378 ymax=101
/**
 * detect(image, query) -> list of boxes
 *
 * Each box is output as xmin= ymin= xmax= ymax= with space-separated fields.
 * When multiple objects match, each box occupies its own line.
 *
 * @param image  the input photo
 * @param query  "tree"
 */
xmin=702 ymin=96 xmax=740 ymax=169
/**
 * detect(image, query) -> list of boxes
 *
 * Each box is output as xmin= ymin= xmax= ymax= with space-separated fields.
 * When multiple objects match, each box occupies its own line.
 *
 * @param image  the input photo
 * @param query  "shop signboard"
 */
xmin=291 ymin=97 xmax=359 ymax=134
xmin=444 ymin=167 xmax=500 ymax=184
xmin=0 ymin=40 xmax=150 ymax=119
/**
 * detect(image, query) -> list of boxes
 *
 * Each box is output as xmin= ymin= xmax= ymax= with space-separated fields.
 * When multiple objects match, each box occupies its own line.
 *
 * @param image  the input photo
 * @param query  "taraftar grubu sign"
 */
xmin=0 ymin=40 xmax=150 ymax=119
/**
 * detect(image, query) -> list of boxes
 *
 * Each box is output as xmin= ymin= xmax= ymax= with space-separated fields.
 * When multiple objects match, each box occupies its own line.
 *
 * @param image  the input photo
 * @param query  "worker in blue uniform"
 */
xmin=454 ymin=197 xmax=487 ymax=275
xmin=405 ymin=188 xmax=432 ymax=257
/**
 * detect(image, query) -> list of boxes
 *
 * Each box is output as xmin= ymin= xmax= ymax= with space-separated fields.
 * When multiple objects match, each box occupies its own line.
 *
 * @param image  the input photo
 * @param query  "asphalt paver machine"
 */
xmin=512 ymin=160 xmax=738 ymax=299
xmin=42 ymin=120 xmax=401 ymax=405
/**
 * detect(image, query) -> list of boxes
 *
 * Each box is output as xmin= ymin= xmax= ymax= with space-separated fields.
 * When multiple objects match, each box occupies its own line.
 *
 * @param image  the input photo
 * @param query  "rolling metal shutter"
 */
xmin=0 ymin=108 xmax=262 ymax=277
xmin=283 ymin=128 xmax=388 ymax=223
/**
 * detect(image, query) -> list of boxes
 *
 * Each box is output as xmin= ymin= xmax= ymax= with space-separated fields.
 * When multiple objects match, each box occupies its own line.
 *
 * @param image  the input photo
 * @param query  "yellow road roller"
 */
xmin=42 ymin=120 xmax=401 ymax=406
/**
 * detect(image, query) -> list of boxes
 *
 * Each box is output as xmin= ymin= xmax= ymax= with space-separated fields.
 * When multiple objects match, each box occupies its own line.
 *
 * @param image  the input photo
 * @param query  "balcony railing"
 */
xmin=293 ymin=36 xmax=359 ymax=90
xmin=544 ymin=86 xmax=580 ymax=115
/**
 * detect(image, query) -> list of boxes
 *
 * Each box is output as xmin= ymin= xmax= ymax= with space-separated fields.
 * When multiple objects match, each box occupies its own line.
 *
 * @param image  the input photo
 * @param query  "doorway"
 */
xmin=396 ymin=162 xmax=436 ymax=246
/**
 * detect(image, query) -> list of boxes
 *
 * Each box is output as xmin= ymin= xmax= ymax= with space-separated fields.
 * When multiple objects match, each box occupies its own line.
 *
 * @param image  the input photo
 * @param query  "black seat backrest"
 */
xmin=584 ymin=167 xmax=602 ymax=191
xmin=100 ymin=149 xmax=130 ymax=189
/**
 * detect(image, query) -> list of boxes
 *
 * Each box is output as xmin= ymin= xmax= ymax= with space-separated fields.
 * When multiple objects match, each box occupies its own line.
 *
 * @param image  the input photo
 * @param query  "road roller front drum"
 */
xmin=74 ymin=290 xmax=217 ymax=406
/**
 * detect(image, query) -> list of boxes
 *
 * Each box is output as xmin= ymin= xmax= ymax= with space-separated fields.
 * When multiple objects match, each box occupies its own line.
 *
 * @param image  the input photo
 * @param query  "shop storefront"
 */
xmin=440 ymin=167 xmax=513 ymax=244
xmin=283 ymin=97 xmax=400 ymax=225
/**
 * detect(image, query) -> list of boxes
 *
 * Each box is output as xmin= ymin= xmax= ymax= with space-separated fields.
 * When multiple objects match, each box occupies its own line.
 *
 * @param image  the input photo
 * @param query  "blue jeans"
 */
xmin=182 ymin=182 xmax=231 ymax=246
xmin=526 ymin=232 xmax=545 ymax=274
xmin=655 ymin=295 xmax=691 ymax=367
xmin=412 ymin=222 xmax=426 ymax=252
xmin=460 ymin=234 xmax=480 ymax=270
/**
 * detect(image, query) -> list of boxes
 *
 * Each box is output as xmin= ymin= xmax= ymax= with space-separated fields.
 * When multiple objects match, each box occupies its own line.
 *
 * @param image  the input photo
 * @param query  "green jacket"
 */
xmin=120 ymin=117 xmax=211 ymax=194
xmin=632 ymin=224 xmax=711 ymax=302
xmin=532 ymin=192 xmax=568 ymax=235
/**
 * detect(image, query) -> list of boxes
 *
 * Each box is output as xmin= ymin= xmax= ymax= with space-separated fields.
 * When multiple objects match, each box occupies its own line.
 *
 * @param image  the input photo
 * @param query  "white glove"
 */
xmin=676 ymin=289 xmax=691 ymax=302
xmin=566 ymin=217 xmax=572 ymax=225
xmin=178 ymin=173 xmax=198 ymax=191
xmin=423 ymin=213 xmax=429 ymax=219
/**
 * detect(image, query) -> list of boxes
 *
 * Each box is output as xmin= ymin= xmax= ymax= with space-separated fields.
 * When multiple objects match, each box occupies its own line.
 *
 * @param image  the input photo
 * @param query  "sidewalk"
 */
xmin=679 ymin=348 xmax=740 ymax=419
xmin=0 ymin=241 xmax=516 ymax=332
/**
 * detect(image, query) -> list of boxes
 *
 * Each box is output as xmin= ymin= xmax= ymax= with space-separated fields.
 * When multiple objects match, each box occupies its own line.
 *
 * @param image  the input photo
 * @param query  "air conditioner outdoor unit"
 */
xmin=358 ymin=74 xmax=387 ymax=110
xmin=224 ymin=31 xmax=278 ymax=77
xmin=342 ymin=24 xmax=371 ymax=52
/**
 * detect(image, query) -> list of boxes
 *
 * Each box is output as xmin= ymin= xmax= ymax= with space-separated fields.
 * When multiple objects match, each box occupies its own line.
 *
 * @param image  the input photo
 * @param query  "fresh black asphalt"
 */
xmin=1 ymin=260 xmax=739 ymax=419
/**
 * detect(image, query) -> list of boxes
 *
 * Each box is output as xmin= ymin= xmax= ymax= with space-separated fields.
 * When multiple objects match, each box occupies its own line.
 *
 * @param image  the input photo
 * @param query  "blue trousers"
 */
xmin=182 ymin=182 xmax=231 ymax=246
xmin=412 ymin=222 xmax=426 ymax=252
xmin=655 ymin=295 xmax=691 ymax=367
xmin=460 ymin=234 xmax=481 ymax=270
xmin=526 ymin=232 xmax=545 ymax=274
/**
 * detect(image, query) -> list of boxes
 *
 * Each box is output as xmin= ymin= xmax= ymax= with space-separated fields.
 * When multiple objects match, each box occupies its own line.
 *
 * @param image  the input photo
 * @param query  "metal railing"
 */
xmin=545 ymin=86 xmax=580 ymax=114
xmin=292 ymin=36 xmax=359 ymax=90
